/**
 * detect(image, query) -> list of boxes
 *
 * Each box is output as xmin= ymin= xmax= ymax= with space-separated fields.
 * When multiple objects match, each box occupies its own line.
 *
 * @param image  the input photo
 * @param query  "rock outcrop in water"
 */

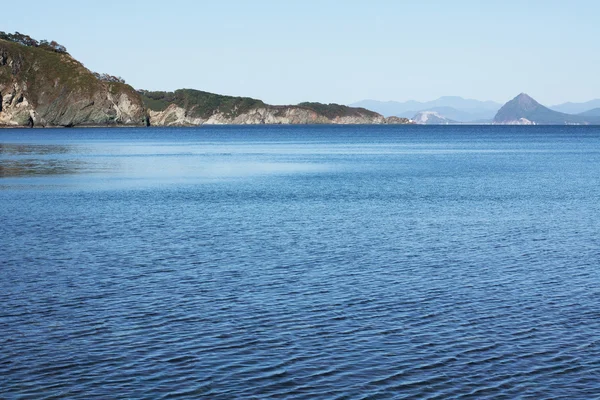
xmin=0 ymin=36 xmax=147 ymax=127
xmin=0 ymin=32 xmax=412 ymax=128
xmin=412 ymin=111 xmax=456 ymax=125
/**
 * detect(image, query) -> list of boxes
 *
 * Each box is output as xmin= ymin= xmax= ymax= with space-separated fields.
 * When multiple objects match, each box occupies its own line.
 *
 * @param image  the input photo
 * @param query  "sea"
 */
xmin=1 ymin=125 xmax=599 ymax=399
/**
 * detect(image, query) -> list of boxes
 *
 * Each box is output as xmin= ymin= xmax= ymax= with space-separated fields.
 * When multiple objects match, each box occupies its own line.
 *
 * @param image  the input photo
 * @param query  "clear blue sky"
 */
xmin=3 ymin=0 xmax=599 ymax=105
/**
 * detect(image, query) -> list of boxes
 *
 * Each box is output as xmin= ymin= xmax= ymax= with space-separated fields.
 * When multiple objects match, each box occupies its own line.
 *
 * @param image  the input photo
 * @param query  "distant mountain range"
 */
xmin=579 ymin=108 xmax=600 ymax=117
xmin=550 ymin=100 xmax=600 ymax=114
xmin=351 ymin=96 xmax=600 ymax=125
xmin=494 ymin=94 xmax=600 ymax=125
xmin=350 ymin=97 xmax=501 ymax=122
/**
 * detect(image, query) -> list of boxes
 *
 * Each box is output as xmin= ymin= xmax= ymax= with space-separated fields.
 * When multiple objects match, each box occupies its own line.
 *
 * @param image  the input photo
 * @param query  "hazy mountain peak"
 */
xmin=551 ymin=99 xmax=600 ymax=114
xmin=512 ymin=93 xmax=540 ymax=111
xmin=579 ymin=108 xmax=600 ymax=117
xmin=437 ymin=96 xmax=464 ymax=101
xmin=349 ymin=97 xmax=501 ymax=121
xmin=494 ymin=93 xmax=600 ymax=125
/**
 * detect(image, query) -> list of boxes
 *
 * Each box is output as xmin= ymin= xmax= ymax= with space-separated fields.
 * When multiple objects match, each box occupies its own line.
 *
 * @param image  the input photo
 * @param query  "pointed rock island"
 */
xmin=494 ymin=93 xmax=600 ymax=125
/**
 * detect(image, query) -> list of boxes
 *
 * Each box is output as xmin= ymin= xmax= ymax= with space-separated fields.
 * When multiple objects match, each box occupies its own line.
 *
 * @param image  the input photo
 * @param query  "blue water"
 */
xmin=1 ymin=125 xmax=600 ymax=399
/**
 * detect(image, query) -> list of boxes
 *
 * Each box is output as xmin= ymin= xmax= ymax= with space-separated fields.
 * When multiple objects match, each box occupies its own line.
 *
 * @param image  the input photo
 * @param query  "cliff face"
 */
xmin=147 ymin=104 xmax=392 ymax=126
xmin=0 ymin=39 xmax=147 ymax=127
xmin=141 ymin=90 xmax=410 ymax=126
xmin=0 ymin=34 xmax=412 ymax=128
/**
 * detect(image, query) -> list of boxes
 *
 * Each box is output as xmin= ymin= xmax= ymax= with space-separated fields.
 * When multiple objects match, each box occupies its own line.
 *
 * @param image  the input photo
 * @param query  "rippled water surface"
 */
xmin=2 ymin=125 xmax=600 ymax=399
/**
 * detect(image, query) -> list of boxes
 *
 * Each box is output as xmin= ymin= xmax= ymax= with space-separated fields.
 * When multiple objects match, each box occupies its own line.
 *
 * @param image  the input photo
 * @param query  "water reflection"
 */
xmin=0 ymin=141 xmax=330 ymax=184
xmin=0 ymin=159 xmax=87 ymax=177
xmin=0 ymin=143 xmax=85 ymax=178
xmin=0 ymin=143 xmax=74 ymax=156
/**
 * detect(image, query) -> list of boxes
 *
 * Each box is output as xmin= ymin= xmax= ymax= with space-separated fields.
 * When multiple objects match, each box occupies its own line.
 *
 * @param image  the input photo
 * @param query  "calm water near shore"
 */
xmin=1 ymin=125 xmax=600 ymax=399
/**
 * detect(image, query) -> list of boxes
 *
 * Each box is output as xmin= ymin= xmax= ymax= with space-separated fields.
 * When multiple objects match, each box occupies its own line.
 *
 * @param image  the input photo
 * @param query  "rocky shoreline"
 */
xmin=0 ymin=34 xmax=412 ymax=128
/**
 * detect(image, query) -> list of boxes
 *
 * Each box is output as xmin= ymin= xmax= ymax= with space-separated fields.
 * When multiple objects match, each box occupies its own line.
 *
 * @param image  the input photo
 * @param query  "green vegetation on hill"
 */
xmin=139 ymin=90 xmax=383 ymax=122
xmin=0 ymin=31 xmax=67 ymax=54
xmin=297 ymin=102 xmax=379 ymax=119
xmin=1 ymin=30 xmax=393 ymax=127
xmin=139 ymin=89 xmax=266 ymax=119
xmin=0 ymin=32 xmax=128 ymax=95
xmin=1 ymin=36 xmax=145 ymax=126
xmin=0 ymin=39 xmax=97 ymax=104
xmin=0 ymin=37 xmax=139 ymax=106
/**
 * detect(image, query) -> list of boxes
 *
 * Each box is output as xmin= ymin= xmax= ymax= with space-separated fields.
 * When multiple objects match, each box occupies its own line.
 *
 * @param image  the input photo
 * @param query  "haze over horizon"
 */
xmin=4 ymin=0 xmax=599 ymax=106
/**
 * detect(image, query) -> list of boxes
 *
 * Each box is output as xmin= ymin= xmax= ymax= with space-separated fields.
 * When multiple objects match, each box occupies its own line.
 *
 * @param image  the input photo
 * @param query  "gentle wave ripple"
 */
xmin=1 ymin=126 xmax=600 ymax=399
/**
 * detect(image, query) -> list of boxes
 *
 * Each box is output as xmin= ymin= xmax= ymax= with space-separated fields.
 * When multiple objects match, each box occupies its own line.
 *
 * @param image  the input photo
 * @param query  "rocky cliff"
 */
xmin=0 ymin=32 xmax=412 ymax=128
xmin=0 ymin=38 xmax=146 ymax=127
xmin=141 ymin=90 xmax=410 ymax=126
